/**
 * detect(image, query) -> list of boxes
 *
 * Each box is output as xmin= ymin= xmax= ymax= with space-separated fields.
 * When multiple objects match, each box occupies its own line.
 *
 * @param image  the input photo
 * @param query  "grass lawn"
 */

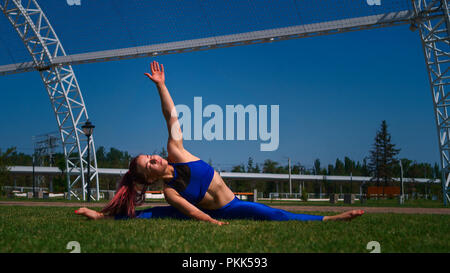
xmin=0 ymin=206 xmax=448 ymax=253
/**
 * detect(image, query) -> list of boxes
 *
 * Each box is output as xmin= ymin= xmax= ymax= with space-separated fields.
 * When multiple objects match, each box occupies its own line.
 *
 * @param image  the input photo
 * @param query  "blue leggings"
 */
xmin=115 ymin=197 xmax=324 ymax=221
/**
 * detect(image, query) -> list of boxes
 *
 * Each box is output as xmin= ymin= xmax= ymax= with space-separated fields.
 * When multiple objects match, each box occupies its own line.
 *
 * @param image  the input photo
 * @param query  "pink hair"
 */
xmin=101 ymin=155 xmax=147 ymax=218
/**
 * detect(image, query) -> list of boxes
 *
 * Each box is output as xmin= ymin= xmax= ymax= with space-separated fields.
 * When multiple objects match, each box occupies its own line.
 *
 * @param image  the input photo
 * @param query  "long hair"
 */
xmin=101 ymin=155 xmax=147 ymax=218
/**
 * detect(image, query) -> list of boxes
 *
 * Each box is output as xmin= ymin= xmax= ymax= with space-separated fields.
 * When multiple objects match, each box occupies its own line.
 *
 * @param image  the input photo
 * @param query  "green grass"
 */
xmin=0 ymin=206 xmax=449 ymax=253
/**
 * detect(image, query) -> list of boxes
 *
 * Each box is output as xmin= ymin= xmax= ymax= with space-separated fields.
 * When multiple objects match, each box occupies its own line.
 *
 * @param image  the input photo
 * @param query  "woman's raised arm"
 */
xmin=145 ymin=61 xmax=185 ymax=155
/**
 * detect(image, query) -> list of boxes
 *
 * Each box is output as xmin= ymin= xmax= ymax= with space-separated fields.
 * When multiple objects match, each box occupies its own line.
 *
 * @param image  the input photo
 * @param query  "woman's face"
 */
xmin=136 ymin=154 xmax=168 ymax=183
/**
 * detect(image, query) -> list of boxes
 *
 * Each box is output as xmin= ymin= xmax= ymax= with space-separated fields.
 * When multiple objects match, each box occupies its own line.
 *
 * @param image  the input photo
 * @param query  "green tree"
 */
xmin=334 ymin=158 xmax=345 ymax=175
xmin=253 ymin=163 xmax=261 ymax=173
xmin=433 ymin=162 xmax=441 ymax=179
xmin=368 ymin=120 xmax=401 ymax=194
xmin=247 ymin=157 xmax=254 ymax=173
xmin=8 ymin=150 xmax=32 ymax=165
xmin=344 ymin=156 xmax=355 ymax=175
xmin=292 ymin=162 xmax=304 ymax=174
xmin=231 ymin=164 xmax=245 ymax=173
xmin=262 ymin=159 xmax=279 ymax=173
xmin=245 ymin=158 xmax=261 ymax=173
xmin=327 ymin=164 xmax=334 ymax=175
xmin=0 ymin=147 xmax=15 ymax=195
xmin=361 ymin=157 xmax=370 ymax=176
xmin=96 ymin=146 xmax=107 ymax=166
xmin=313 ymin=159 xmax=321 ymax=175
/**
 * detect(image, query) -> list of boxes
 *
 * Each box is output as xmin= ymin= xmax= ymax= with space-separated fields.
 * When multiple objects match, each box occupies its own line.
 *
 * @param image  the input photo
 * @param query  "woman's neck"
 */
xmin=160 ymin=164 xmax=175 ymax=181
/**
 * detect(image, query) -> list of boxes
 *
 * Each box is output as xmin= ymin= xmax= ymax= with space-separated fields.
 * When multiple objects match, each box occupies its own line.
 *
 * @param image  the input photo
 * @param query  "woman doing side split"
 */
xmin=75 ymin=61 xmax=365 ymax=225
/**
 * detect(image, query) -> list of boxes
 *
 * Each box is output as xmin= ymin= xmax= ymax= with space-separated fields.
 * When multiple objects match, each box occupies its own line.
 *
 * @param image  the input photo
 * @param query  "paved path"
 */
xmin=1 ymin=201 xmax=449 ymax=215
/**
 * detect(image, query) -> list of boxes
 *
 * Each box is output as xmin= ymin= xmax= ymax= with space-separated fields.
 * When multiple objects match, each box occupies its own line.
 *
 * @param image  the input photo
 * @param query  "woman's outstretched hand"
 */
xmin=75 ymin=207 xmax=105 ymax=220
xmin=144 ymin=60 xmax=165 ymax=86
xmin=211 ymin=219 xmax=230 ymax=226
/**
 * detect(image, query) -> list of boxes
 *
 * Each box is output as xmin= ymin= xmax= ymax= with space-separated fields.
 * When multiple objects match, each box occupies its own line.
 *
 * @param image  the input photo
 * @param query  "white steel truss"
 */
xmin=0 ymin=10 xmax=415 ymax=75
xmin=0 ymin=0 xmax=99 ymax=201
xmin=413 ymin=0 xmax=450 ymax=205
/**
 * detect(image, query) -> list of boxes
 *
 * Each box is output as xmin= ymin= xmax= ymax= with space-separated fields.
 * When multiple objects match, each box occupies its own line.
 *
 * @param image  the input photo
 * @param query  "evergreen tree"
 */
xmin=262 ymin=159 xmax=279 ymax=173
xmin=344 ymin=156 xmax=355 ymax=175
xmin=361 ymin=157 xmax=370 ymax=176
xmin=96 ymin=146 xmax=107 ymax=166
xmin=327 ymin=164 xmax=334 ymax=175
xmin=254 ymin=163 xmax=261 ymax=173
xmin=368 ymin=120 xmax=401 ymax=194
xmin=434 ymin=162 xmax=441 ymax=179
xmin=245 ymin=158 xmax=261 ymax=173
xmin=247 ymin=157 xmax=254 ymax=173
xmin=355 ymin=161 xmax=362 ymax=176
xmin=0 ymin=147 xmax=15 ymax=195
xmin=313 ymin=159 xmax=321 ymax=175
xmin=292 ymin=162 xmax=304 ymax=174
xmin=231 ymin=164 xmax=245 ymax=172
xmin=334 ymin=158 xmax=345 ymax=175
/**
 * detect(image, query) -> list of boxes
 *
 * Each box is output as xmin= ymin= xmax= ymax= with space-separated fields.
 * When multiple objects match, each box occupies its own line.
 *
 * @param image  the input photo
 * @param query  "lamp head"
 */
xmin=82 ymin=119 xmax=95 ymax=137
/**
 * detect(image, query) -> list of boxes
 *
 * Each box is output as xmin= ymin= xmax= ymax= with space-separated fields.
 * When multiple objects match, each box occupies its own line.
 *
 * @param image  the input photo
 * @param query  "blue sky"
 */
xmin=0 ymin=0 xmax=438 ymax=171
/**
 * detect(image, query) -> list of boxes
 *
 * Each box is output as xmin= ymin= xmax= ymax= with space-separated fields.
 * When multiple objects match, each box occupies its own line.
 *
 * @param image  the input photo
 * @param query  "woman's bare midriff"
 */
xmin=197 ymin=171 xmax=235 ymax=210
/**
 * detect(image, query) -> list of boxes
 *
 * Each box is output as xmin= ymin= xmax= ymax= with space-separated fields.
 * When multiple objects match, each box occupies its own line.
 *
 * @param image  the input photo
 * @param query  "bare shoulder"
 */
xmin=162 ymin=184 xmax=176 ymax=197
xmin=167 ymin=142 xmax=200 ymax=163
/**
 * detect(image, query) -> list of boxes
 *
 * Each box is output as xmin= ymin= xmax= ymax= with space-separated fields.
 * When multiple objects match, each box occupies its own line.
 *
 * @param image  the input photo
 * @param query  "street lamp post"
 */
xmin=82 ymin=120 xmax=95 ymax=202
xmin=399 ymin=160 xmax=404 ymax=205
xmin=32 ymin=154 xmax=36 ymax=198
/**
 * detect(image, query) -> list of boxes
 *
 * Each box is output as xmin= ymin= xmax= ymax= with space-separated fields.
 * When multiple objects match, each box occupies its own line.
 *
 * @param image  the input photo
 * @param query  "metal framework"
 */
xmin=0 ymin=9 xmax=415 ymax=75
xmin=412 ymin=0 xmax=450 ymax=205
xmin=0 ymin=0 xmax=449 ymax=205
xmin=0 ymin=0 xmax=99 ymax=201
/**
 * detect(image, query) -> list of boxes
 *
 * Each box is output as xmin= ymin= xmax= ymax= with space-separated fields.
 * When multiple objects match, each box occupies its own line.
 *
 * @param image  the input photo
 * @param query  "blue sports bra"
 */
xmin=165 ymin=160 xmax=215 ymax=205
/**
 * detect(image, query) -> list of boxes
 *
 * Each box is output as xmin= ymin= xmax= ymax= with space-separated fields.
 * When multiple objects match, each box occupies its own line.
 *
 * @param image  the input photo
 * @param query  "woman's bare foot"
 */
xmin=74 ymin=207 xmax=104 ymax=220
xmin=322 ymin=210 xmax=364 ymax=222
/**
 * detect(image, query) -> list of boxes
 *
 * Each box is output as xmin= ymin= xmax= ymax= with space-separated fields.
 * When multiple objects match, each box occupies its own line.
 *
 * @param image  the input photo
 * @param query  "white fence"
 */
xmin=260 ymin=192 xmax=438 ymax=201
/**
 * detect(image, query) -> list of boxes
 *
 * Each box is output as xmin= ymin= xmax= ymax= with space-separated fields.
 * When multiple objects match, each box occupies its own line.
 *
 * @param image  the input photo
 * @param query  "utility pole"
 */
xmin=288 ymin=158 xmax=292 ymax=195
xmin=350 ymin=172 xmax=353 ymax=194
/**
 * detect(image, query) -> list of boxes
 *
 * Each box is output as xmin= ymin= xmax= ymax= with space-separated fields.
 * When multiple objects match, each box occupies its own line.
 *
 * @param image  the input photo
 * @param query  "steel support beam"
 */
xmin=0 ymin=10 xmax=416 ymax=75
xmin=413 ymin=0 xmax=450 ymax=205
xmin=0 ymin=0 xmax=99 ymax=201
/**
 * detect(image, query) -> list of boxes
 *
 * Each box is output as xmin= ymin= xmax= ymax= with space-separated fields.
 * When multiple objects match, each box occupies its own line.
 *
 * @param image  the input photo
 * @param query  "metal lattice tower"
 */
xmin=31 ymin=132 xmax=58 ymax=191
xmin=0 ymin=0 xmax=99 ymax=201
xmin=412 ymin=0 xmax=450 ymax=205
xmin=32 ymin=132 xmax=59 ymax=166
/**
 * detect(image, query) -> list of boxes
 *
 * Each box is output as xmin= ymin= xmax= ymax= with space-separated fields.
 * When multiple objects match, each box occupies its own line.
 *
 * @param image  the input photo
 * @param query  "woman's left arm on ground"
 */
xmin=163 ymin=186 xmax=229 ymax=226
